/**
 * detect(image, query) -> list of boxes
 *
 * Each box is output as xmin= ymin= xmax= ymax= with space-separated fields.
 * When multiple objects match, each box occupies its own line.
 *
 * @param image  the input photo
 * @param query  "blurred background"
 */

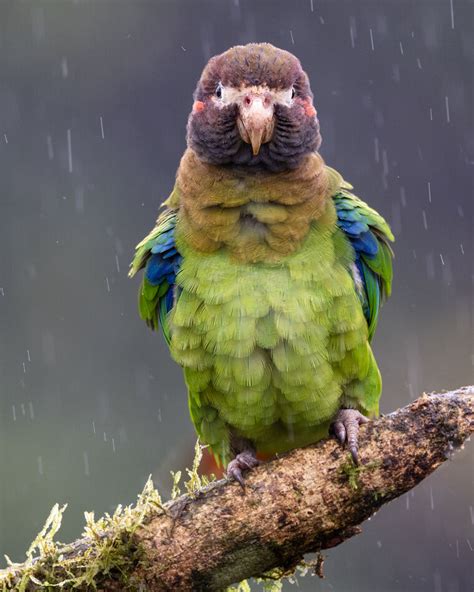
xmin=0 ymin=1 xmax=472 ymax=590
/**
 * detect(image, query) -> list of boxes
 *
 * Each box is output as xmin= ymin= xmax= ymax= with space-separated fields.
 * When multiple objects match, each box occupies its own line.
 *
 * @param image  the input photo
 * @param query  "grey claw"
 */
xmin=333 ymin=421 xmax=346 ymax=444
xmin=348 ymin=445 xmax=359 ymax=465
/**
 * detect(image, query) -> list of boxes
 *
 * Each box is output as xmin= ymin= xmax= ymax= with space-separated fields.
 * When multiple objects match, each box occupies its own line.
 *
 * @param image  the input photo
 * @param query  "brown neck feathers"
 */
xmin=175 ymin=149 xmax=330 ymax=263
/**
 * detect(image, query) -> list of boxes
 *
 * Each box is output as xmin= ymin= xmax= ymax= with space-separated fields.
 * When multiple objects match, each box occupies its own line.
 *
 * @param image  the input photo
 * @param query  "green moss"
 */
xmin=340 ymin=455 xmax=381 ymax=490
xmin=0 ymin=476 xmax=165 ymax=591
xmin=185 ymin=441 xmax=214 ymax=495
xmin=1 ymin=441 xmax=217 ymax=591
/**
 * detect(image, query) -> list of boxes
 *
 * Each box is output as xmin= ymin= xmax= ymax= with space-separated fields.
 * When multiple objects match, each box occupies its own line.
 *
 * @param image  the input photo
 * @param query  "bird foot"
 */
xmin=226 ymin=450 xmax=259 ymax=489
xmin=331 ymin=408 xmax=369 ymax=465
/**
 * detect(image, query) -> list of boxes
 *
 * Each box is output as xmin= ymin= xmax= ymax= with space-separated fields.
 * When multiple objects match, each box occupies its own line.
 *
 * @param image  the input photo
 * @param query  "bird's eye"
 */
xmin=215 ymin=83 xmax=223 ymax=99
xmin=291 ymin=87 xmax=296 ymax=99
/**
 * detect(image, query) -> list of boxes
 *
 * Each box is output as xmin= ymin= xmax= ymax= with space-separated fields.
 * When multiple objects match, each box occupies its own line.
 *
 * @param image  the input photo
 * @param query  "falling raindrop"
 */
xmin=67 ymin=129 xmax=73 ymax=173
xmin=349 ymin=16 xmax=357 ymax=48
xmin=400 ymin=186 xmax=407 ymax=207
xmin=46 ymin=134 xmax=54 ymax=159
xmin=422 ymin=210 xmax=428 ymax=230
xmin=426 ymin=253 xmax=435 ymax=279
xmin=374 ymin=137 xmax=380 ymax=163
xmin=61 ymin=57 xmax=68 ymax=78
xmin=382 ymin=149 xmax=388 ymax=175
xmin=83 ymin=452 xmax=90 ymax=476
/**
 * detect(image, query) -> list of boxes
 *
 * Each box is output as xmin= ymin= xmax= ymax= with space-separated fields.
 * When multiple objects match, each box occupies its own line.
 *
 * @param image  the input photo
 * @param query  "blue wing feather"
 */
xmin=129 ymin=209 xmax=181 ymax=342
xmin=333 ymin=188 xmax=394 ymax=341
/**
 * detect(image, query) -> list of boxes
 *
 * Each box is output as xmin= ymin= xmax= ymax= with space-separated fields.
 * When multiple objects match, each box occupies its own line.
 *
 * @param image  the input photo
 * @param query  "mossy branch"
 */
xmin=1 ymin=387 xmax=473 ymax=591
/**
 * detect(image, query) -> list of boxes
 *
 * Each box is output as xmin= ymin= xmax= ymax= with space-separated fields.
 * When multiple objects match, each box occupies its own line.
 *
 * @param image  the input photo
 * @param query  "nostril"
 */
xmin=244 ymin=95 xmax=252 ymax=107
xmin=263 ymin=95 xmax=272 ymax=108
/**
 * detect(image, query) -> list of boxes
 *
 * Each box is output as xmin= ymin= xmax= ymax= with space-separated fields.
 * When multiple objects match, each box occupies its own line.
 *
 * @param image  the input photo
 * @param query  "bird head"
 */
xmin=187 ymin=43 xmax=322 ymax=171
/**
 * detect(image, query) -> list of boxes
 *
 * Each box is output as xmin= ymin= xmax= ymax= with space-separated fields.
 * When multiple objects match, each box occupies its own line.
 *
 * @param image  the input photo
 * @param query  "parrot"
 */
xmin=129 ymin=43 xmax=394 ymax=485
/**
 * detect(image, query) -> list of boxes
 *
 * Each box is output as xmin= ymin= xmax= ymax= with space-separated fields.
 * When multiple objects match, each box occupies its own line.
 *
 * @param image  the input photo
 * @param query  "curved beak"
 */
xmin=237 ymin=92 xmax=275 ymax=155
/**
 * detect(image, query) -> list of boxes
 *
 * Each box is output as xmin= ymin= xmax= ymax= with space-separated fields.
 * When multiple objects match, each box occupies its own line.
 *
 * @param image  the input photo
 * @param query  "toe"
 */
xmin=345 ymin=416 xmax=363 ymax=465
xmin=226 ymin=461 xmax=246 ymax=489
xmin=356 ymin=412 xmax=369 ymax=425
xmin=239 ymin=452 xmax=260 ymax=470
xmin=348 ymin=443 xmax=359 ymax=465
xmin=332 ymin=421 xmax=346 ymax=444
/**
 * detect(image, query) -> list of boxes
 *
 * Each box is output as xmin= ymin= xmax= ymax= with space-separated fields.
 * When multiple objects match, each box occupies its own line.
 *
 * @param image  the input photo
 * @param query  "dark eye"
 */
xmin=215 ymin=83 xmax=223 ymax=99
xmin=291 ymin=87 xmax=296 ymax=99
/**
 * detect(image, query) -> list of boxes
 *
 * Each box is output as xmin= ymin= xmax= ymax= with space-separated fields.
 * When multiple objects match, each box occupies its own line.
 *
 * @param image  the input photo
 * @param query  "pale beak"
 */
xmin=237 ymin=93 xmax=275 ymax=155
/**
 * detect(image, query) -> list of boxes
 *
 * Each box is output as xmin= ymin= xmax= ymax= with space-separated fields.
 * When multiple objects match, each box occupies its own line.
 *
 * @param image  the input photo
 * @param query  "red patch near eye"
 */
xmin=193 ymin=100 xmax=205 ymax=112
xmin=304 ymin=101 xmax=317 ymax=117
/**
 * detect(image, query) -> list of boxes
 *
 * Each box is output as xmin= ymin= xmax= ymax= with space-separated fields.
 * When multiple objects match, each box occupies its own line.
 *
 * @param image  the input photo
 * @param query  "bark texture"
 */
xmin=1 ymin=387 xmax=473 ymax=592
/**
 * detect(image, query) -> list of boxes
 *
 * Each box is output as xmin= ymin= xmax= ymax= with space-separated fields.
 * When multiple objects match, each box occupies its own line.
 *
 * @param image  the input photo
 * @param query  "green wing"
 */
xmin=327 ymin=167 xmax=394 ymax=341
xmin=129 ymin=208 xmax=181 ymax=343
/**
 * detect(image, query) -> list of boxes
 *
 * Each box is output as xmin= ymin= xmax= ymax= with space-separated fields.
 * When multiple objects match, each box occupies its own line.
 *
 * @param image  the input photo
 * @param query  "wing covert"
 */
xmin=328 ymin=167 xmax=394 ymax=341
xmin=129 ymin=208 xmax=181 ymax=343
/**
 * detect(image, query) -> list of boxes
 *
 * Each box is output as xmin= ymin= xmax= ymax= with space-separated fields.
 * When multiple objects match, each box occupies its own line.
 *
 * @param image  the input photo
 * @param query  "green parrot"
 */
xmin=129 ymin=43 xmax=394 ymax=484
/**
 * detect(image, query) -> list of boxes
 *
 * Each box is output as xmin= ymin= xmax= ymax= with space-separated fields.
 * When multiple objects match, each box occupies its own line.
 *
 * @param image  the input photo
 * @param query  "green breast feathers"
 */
xmin=129 ymin=166 xmax=393 ymax=465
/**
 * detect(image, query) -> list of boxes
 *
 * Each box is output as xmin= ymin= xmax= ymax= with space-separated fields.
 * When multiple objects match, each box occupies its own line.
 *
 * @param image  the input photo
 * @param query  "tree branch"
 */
xmin=1 ymin=387 xmax=473 ymax=591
